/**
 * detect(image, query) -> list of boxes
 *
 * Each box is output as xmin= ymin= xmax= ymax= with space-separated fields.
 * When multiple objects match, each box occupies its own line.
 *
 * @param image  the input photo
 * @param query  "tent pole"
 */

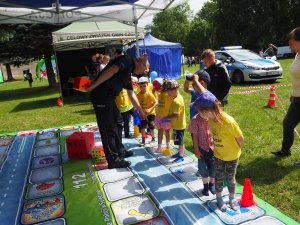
xmin=133 ymin=6 xmax=140 ymax=57
xmin=143 ymin=38 xmax=146 ymax=54
xmin=53 ymin=45 xmax=63 ymax=103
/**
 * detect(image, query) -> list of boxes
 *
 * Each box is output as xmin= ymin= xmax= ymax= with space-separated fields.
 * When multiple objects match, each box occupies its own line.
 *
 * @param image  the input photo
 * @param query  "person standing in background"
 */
xmin=85 ymin=54 xmax=98 ymax=81
xmin=271 ymin=27 xmax=300 ymax=162
xmin=26 ymin=70 xmax=33 ymax=88
xmin=201 ymin=49 xmax=232 ymax=106
xmin=100 ymin=55 xmax=110 ymax=73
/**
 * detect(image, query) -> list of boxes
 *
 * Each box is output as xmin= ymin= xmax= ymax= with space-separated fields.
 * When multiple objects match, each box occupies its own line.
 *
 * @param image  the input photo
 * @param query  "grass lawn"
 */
xmin=0 ymin=59 xmax=299 ymax=222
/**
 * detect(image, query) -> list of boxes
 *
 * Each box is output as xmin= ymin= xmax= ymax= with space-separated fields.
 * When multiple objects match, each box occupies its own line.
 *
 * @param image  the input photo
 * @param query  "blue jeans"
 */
xmin=198 ymin=148 xmax=215 ymax=178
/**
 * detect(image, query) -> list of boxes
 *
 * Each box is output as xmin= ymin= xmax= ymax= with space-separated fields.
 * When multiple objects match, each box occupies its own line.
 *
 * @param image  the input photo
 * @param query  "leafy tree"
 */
xmin=0 ymin=25 xmax=16 ymax=81
xmin=149 ymin=3 xmax=192 ymax=45
xmin=193 ymin=1 xmax=218 ymax=50
xmin=185 ymin=20 xmax=211 ymax=55
xmin=212 ymin=0 xmax=297 ymax=50
xmin=0 ymin=24 xmax=63 ymax=87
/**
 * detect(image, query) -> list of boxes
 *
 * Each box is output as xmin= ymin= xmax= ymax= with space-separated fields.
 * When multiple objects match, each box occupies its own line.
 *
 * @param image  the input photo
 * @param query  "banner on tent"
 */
xmin=54 ymin=31 xmax=142 ymax=43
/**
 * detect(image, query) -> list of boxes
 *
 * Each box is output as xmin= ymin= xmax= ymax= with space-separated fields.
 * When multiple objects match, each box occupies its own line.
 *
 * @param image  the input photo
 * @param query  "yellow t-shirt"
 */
xmin=169 ymin=94 xmax=186 ymax=130
xmin=156 ymin=91 xmax=173 ymax=118
xmin=208 ymin=112 xmax=243 ymax=161
xmin=137 ymin=91 xmax=156 ymax=115
xmin=115 ymin=89 xmax=133 ymax=113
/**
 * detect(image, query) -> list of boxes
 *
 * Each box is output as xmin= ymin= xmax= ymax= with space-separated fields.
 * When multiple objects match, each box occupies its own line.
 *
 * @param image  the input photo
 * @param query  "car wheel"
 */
xmin=232 ymin=70 xmax=244 ymax=84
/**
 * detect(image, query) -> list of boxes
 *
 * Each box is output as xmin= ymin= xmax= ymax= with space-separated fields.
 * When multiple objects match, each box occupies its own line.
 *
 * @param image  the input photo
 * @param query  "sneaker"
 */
xmin=124 ymin=150 xmax=133 ymax=158
xmin=216 ymin=197 xmax=227 ymax=212
xmin=171 ymin=152 xmax=180 ymax=158
xmin=229 ymin=198 xmax=240 ymax=211
xmin=271 ymin=150 xmax=291 ymax=157
xmin=139 ymin=142 xmax=145 ymax=147
xmin=108 ymin=158 xmax=131 ymax=169
xmin=173 ymin=156 xmax=184 ymax=163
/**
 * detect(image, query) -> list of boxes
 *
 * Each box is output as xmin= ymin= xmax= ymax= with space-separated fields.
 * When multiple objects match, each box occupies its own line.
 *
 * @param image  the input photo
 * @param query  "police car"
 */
xmin=215 ymin=46 xmax=283 ymax=84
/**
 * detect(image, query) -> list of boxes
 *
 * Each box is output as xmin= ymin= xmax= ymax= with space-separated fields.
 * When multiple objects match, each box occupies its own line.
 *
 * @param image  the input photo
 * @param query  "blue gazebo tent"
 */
xmin=127 ymin=33 xmax=182 ymax=79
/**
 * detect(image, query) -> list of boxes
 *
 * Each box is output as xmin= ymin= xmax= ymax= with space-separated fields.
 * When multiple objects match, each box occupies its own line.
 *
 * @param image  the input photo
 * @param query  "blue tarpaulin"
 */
xmin=127 ymin=34 xmax=182 ymax=79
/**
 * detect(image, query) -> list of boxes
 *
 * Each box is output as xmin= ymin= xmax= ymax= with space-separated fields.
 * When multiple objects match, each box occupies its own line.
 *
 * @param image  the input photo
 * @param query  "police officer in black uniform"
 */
xmin=88 ymin=54 xmax=147 ymax=169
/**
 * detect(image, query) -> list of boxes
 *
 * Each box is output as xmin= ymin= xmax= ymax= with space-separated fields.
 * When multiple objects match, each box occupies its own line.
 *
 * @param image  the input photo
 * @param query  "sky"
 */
xmin=138 ymin=0 xmax=207 ymax=28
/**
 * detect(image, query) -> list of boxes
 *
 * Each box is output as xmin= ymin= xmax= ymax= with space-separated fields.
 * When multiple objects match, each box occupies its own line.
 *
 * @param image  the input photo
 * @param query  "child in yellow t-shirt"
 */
xmin=136 ymin=77 xmax=157 ymax=146
xmin=115 ymin=89 xmax=133 ymax=138
xmin=154 ymin=80 xmax=173 ymax=152
xmin=163 ymin=80 xmax=186 ymax=163
xmin=191 ymin=90 xmax=244 ymax=212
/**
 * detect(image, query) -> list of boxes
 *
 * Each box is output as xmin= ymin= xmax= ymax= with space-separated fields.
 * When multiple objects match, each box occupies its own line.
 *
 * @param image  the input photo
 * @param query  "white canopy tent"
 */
xmin=0 ymin=0 xmax=185 ymax=99
xmin=0 ymin=0 xmax=186 ymax=24
xmin=52 ymin=21 xmax=145 ymax=51
xmin=0 ymin=0 xmax=186 ymax=59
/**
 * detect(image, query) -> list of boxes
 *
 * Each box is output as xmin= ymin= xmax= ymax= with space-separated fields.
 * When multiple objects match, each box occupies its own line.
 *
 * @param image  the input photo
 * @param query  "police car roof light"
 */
xmin=221 ymin=46 xmax=243 ymax=50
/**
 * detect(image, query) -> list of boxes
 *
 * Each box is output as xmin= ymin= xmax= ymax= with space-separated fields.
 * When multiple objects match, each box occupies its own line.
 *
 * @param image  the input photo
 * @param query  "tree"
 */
xmin=212 ymin=0 xmax=297 ymax=50
xmin=0 ymin=25 xmax=16 ymax=81
xmin=0 ymin=24 xmax=63 ymax=87
xmin=185 ymin=20 xmax=211 ymax=55
xmin=149 ymin=3 xmax=192 ymax=45
xmin=193 ymin=1 xmax=218 ymax=50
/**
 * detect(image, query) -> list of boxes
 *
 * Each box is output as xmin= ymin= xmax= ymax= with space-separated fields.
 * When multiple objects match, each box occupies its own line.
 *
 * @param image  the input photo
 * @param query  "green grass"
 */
xmin=0 ymin=60 xmax=299 ymax=222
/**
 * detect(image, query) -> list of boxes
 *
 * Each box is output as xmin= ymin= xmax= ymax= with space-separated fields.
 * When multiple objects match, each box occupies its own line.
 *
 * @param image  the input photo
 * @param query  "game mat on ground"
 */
xmin=0 ymin=125 xmax=299 ymax=225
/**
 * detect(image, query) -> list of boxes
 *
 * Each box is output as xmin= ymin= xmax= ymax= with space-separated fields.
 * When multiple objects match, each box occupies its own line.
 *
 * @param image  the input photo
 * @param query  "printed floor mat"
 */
xmin=0 ymin=125 xmax=299 ymax=225
xmin=207 ymin=194 xmax=265 ymax=224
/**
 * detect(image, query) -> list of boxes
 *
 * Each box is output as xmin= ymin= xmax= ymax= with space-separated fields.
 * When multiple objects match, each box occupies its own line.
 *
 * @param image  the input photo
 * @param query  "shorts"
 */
xmin=198 ymin=148 xmax=215 ymax=178
xmin=155 ymin=116 xmax=171 ymax=130
xmin=140 ymin=115 xmax=156 ymax=129
xmin=173 ymin=129 xmax=185 ymax=145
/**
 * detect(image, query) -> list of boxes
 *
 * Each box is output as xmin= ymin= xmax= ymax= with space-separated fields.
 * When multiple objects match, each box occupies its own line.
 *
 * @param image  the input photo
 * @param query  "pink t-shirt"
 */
xmin=188 ymin=114 xmax=214 ymax=152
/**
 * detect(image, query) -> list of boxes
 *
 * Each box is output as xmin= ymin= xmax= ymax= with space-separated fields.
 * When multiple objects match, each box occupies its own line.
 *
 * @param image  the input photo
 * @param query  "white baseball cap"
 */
xmin=138 ymin=76 xmax=148 ymax=84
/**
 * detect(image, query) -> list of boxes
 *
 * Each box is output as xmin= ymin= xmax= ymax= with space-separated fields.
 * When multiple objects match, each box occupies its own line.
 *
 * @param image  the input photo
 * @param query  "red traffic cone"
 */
xmin=239 ymin=178 xmax=257 ymax=208
xmin=57 ymin=97 xmax=63 ymax=107
xmin=265 ymin=85 xmax=277 ymax=108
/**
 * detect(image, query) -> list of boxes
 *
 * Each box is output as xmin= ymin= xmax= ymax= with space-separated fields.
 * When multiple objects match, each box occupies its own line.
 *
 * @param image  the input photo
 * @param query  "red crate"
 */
xmin=73 ymin=77 xmax=92 ymax=92
xmin=66 ymin=132 xmax=95 ymax=159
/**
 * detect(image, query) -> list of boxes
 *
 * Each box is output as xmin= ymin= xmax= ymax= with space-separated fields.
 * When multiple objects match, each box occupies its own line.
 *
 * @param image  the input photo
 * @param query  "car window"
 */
xmin=215 ymin=52 xmax=221 ymax=60
xmin=228 ymin=50 xmax=262 ymax=61
xmin=220 ymin=53 xmax=230 ymax=61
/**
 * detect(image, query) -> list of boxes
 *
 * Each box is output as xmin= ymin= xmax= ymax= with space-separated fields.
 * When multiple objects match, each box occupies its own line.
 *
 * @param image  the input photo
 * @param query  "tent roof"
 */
xmin=0 ymin=0 xmax=186 ymax=24
xmin=52 ymin=21 xmax=144 ymax=51
xmin=0 ymin=0 xmax=137 ymax=8
xmin=128 ymin=33 xmax=181 ymax=49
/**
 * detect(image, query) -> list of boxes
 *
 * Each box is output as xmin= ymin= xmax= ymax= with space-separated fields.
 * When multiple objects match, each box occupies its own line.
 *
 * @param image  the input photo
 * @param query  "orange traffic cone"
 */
xmin=239 ymin=178 xmax=257 ymax=208
xmin=265 ymin=85 xmax=277 ymax=108
xmin=57 ymin=97 xmax=63 ymax=107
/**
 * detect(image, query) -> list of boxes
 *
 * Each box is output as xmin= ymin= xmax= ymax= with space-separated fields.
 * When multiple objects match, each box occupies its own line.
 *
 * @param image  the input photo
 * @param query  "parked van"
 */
xmin=276 ymin=46 xmax=295 ymax=58
xmin=264 ymin=45 xmax=295 ymax=60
